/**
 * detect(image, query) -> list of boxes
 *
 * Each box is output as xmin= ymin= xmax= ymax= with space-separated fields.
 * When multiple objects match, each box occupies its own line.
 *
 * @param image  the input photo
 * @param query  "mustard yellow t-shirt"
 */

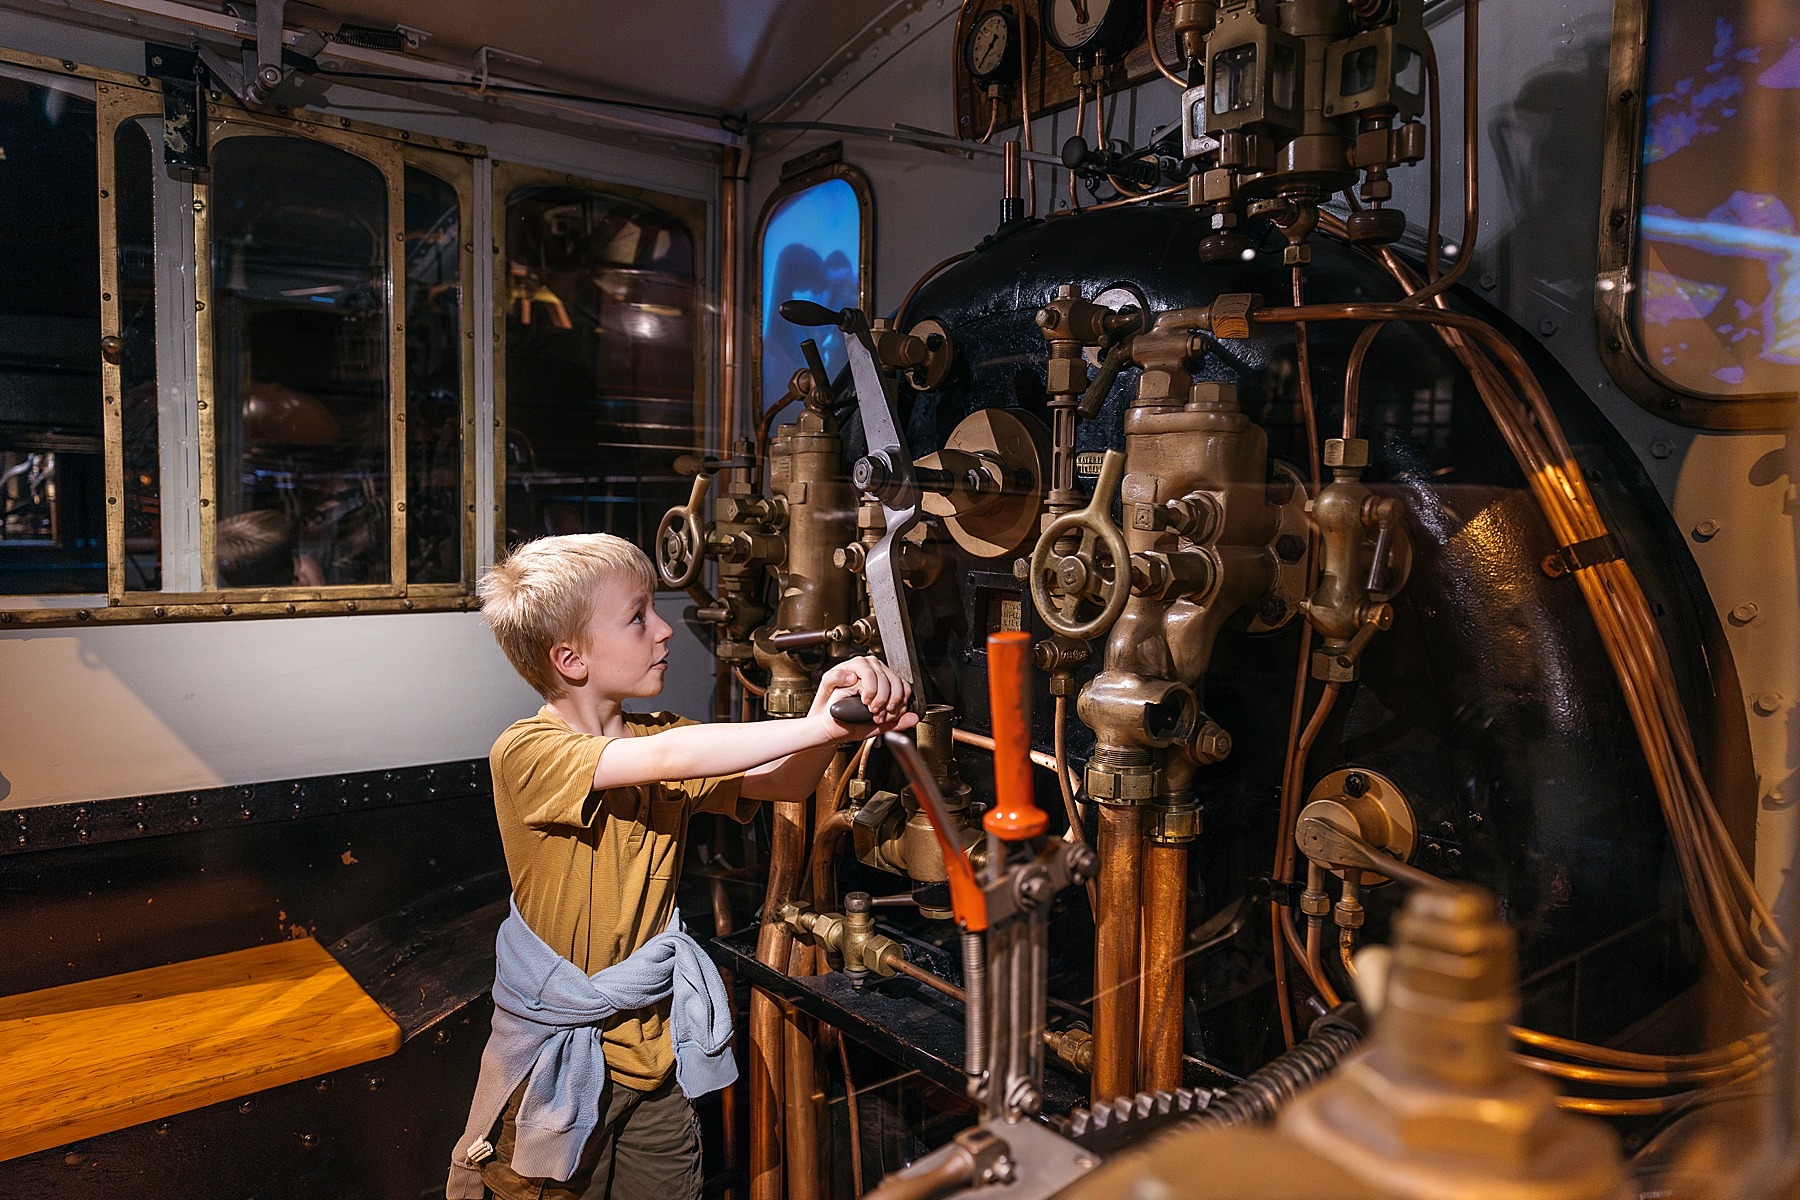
xmin=489 ymin=706 xmax=754 ymax=1091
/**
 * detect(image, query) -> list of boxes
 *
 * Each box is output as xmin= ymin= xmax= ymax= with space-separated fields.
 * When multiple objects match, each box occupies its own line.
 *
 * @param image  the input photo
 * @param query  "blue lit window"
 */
xmin=757 ymin=169 xmax=869 ymax=409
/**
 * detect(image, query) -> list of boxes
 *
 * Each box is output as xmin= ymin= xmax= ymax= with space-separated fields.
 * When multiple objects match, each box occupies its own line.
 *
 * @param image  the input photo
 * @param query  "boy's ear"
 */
xmin=548 ymin=640 xmax=589 ymax=686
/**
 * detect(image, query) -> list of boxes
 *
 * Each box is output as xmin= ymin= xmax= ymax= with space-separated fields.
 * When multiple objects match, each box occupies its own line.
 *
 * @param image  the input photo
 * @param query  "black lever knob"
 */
xmin=779 ymin=299 xmax=846 ymax=328
xmin=829 ymin=695 xmax=874 ymax=725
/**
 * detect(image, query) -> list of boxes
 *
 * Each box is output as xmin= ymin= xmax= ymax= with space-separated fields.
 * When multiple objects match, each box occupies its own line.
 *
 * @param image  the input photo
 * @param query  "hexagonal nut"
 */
xmin=1046 ymin=357 xmax=1088 ymax=394
xmin=1299 ymin=890 xmax=1332 ymax=918
xmin=1322 ymin=438 xmax=1370 ymax=469
xmin=1138 ymin=368 xmax=1185 ymax=403
xmin=1049 ymin=671 xmax=1077 ymax=697
xmin=1148 ymin=805 xmax=1202 ymax=842
xmin=1192 ymin=722 xmax=1233 ymax=763
xmin=1313 ymin=648 xmax=1360 ymax=683
xmin=1339 ymin=1056 xmax=1558 ymax=1165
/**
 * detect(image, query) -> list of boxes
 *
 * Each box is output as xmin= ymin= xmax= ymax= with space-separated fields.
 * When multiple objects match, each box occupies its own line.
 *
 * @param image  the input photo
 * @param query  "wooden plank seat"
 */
xmin=0 ymin=938 xmax=402 ymax=1162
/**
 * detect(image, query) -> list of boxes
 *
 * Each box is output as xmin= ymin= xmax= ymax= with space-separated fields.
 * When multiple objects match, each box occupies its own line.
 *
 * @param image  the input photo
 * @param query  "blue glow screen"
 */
xmin=760 ymin=177 xmax=861 ymax=408
xmin=1637 ymin=2 xmax=1800 ymax=396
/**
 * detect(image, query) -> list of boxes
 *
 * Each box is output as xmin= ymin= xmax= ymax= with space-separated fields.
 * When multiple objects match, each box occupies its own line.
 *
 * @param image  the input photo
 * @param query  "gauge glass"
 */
xmin=1045 ymin=0 xmax=1114 ymax=51
xmin=969 ymin=11 xmax=1013 ymax=78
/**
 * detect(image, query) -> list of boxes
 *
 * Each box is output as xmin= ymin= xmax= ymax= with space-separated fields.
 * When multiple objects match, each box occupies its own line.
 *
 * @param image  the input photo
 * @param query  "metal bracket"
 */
xmin=473 ymin=44 xmax=545 ymax=93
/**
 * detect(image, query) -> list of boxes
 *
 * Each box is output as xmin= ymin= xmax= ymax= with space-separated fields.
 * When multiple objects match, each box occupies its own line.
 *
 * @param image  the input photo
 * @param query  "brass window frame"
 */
xmin=748 ymin=160 xmax=876 ymax=414
xmin=490 ymin=162 xmax=710 ymax=570
xmin=0 ymin=46 xmax=485 ymax=628
xmin=1595 ymin=0 xmax=1800 ymax=431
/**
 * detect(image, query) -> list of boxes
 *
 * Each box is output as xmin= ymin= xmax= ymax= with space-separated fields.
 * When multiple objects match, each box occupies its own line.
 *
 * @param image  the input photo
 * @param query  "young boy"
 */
xmin=448 ymin=533 xmax=913 ymax=1200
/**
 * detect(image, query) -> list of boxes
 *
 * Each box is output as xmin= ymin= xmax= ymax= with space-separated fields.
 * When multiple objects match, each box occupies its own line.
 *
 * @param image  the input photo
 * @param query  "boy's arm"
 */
xmin=739 ymin=658 xmax=918 ymax=801
xmin=592 ymin=656 xmax=915 ymax=793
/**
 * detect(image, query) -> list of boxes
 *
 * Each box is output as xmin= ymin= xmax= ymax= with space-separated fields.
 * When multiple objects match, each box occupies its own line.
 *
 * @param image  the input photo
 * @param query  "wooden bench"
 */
xmin=0 ymin=938 xmax=402 ymax=1162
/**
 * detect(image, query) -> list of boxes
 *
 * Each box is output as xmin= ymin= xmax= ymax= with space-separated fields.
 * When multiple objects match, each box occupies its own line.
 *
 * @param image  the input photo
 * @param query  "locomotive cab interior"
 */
xmin=0 ymin=0 xmax=1796 ymax=1198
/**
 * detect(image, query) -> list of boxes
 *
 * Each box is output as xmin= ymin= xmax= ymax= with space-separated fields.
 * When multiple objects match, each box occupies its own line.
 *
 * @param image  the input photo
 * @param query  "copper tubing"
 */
xmin=734 ymin=665 xmax=768 ymax=698
xmin=878 ymin=945 xmax=966 ymax=1001
xmin=837 ymin=1032 xmax=864 ymax=1197
xmin=718 ymin=145 xmax=741 ymax=454
xmin=1147 ymin=0 xmax=1187 ymax=87
xmin=950 ymin=727 xmax=1071 ymax=788
xmin=896 ymin=251 xmax=975 ymax=331
xmin=1053 ymin=695 xmax=1099 ymax=915
xmin=1139 ymin=840 xmax=1188 ymax=1091
xmin=712 ymin=848 xmax=742 ymax=1200
xmin=749 ymin=797 xmax=804 ymax=1200
xmin=980 ymin=94 xmax=1000 ymax=145
xmin=1092 ymin=803 xmax=1143 ymax=1102
xmin=1291 ymin=266 xmax=1322 ymax=493
xmin=1304 ymin=916 xmax=1343 ymax=1009
xmin=1404 ymin=0 xmax=1478 ymax=306
xmin=1338 ymin=927 xmax=1357 ymax=982
xmin=1017 ymin=17 xmax=1037 ymax=217
xmin=1510 ymin=1027 xmax=1767 ymax=1071
xmin=783 ymin=940 xmax=820 ymax=1200
xmin=1340 ymin=320 xmax=1386 ymax=441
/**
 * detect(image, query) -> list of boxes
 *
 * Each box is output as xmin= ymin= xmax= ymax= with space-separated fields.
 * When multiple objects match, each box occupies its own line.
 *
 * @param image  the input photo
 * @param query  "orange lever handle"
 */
xmin=983 ymin=630 xmax=1048 ymax=841
xmin=884 ymin=733 xmax=989 ymax=932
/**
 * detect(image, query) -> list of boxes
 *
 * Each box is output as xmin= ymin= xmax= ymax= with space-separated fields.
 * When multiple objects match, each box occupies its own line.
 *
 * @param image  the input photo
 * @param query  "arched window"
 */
xmin=754 ymin=161 xmax=872 ymax=410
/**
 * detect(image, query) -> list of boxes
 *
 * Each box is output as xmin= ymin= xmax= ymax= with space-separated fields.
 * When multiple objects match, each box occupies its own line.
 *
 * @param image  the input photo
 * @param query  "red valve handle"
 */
xmin=983 ymin=630 xmax=1048 ymax=840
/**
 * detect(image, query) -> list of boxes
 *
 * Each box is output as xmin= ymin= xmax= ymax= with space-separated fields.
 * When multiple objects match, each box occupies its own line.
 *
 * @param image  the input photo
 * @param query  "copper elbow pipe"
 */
xmin=1092 ymin=804 xmax=1143 ymax=1102
xmin=1139 ymin=840 xmax=1187 ymax=1091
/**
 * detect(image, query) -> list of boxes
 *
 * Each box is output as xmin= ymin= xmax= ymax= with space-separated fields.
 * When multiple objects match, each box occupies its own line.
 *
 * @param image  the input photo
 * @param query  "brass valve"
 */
xmin=654 ymin=472 xmax=713 ymax=589
xmin=778 ymin=892 xmax=902 ymax=988
xmin=1026 ymin=449 xmax=1131 ymax=640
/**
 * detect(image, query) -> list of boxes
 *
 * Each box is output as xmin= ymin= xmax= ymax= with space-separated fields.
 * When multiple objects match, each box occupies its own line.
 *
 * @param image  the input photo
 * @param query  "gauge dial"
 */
xmin=1040 ymin=0 xmax=1143 ymax=60
xmin=965 ymin=8 xmax=1020 ymax=85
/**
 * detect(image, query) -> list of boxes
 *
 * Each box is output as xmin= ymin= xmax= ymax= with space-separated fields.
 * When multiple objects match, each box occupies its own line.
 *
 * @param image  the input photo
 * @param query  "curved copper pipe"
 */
xmin=783 ymin=939 xmax=820 ymax=1200
xmin=1304 ymin=916 xmax=1342 ymax=1009
xmin=1147 ymin=0 xmax=1187 ymax=87
xmin=1092 ymin=803 xmax=1142 ymax=1102
xmin=838 ymin=1032 xmax=864 ymax=1197
xmin=1402 ymin=0 xmax=1477 ymax=306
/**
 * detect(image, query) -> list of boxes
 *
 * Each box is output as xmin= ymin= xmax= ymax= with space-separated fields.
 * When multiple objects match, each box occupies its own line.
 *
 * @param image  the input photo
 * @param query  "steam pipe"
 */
xmin=1140 ymin=840 xmax=1188 ymax=1091
xmin=1092 ymin=803 xmax=1143 ymax=1101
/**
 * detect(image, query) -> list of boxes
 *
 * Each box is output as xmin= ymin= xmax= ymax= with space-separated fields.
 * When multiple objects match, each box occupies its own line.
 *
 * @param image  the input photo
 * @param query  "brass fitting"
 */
xmin=1044 ymin=1026 xmax=1096 ymax=1075
xmin=1298 ymin=768 xmax=1417 ymax=887
xmin=1146 ymin=798 xmax=1203 ymax=844
xmin=1084 ymin=746 xmax=1159 ymax=808
xmin=777 ymin=892 xmax=901 ymax=988
xmin=1280 ymin=887 xmax=1630 ymax=1200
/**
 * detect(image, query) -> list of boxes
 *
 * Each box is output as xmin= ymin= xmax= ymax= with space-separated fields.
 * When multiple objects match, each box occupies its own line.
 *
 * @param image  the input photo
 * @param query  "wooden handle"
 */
xmin=983 ymin=630 xmax=1047 ymax=840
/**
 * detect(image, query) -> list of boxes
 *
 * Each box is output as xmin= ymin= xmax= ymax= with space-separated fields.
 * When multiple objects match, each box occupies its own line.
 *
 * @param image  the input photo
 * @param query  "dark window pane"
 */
xmin=212 ymin=135 xmax=389 ymax=587
xmin=0 ymin=74 xmax=103 ymax=594
xmin=116 ymin=117 xmax=161 ymax=590
xmin=503 ymin=185 xmax=699 ymax=556
xmin=404 ymin=165 xmax=463 ymax=585
xmin=1634 ymin=0 xmax=1800 ymax=396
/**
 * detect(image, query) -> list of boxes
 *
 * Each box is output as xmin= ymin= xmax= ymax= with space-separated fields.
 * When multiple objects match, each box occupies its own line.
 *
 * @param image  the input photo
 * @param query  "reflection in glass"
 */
xmin=503 ymin=186 xmax=699 ymax=551
xmin=404 ymin=166 xmax=463 ymax=584
xmin=1635 ymin=0 xmax=1800 ymax=396
xmin=759 ymin=177 xmax=861 ymax=409
xmin=211 ymin=135 xmax=389 ymax=587
xmin=0 ymin=74 xmax=103 ymax=594
xmin=116 ymin=117 xmax=161 ymax=589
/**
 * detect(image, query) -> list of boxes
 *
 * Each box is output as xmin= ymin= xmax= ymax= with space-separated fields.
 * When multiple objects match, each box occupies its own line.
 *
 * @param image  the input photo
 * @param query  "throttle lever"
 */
xmin=829 ymin=695 xmax=874 ymax=726
xmin=779 ymin=298 xmax=850 ymax=329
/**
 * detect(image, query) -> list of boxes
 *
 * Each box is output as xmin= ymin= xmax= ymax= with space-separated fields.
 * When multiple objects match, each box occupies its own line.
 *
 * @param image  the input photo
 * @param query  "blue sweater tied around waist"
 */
xmin=446 ymin=898 xmax=737 ymax=1198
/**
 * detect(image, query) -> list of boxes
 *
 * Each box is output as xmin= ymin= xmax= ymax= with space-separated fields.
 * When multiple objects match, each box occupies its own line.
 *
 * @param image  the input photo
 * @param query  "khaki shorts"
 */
xmin=480 ymin=1074 xmax=701 ymax=1200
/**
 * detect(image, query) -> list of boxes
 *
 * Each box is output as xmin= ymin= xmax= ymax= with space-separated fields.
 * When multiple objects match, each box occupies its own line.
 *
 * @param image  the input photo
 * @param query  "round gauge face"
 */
xmin=1042 ymin=0 xmax=1115 ymax=52
xmin=967 ymin=10 xmax=1016 ymax=80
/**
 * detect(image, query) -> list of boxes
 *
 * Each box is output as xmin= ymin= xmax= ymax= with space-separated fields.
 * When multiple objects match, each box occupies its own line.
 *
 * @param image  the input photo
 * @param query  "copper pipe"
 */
xmin=897 ymin=250 xmax=974 ymax=333
xmin=1139 ymin=840 xmax=1187 ymax=1091
xmin=1510 ymin=1027 xmax=1767 ymax=1072
xmin=1092 ymin=803 xmax=1143 ymax=1102
xmin=719 ymin=145 xmax=742 ymax=455
xmin=837 ymin=1033 xmax=864 ymax=1197
xmin=1018 ymin=13 xmax=1037 ymax=217
xmin=1291 ymin=266 xmax=1321 ymax=493
xmin=1304 ymin=916 xmax=1342 ymax=1009
xmin=879 ymin=946 xmax=966 ymax=1001
xmin=1403 ymin=0 xmax=1477 ymax=306
xmin=783 ymin=940 xmax=820 ymax=1200
xmin=1147 ymin=0 xmax=1187 ymax=87
xmin=1338 ymin=926 xmax=1357 ymax=983
xmin=1043 ymin=182 xmax=1185 ymax=220
xmin=713 ymin=846 xmax=742 ymax=1200
xmin=950 ymin=726 xmax=1067 ymax=781
xmin=1340 ymin=320 xmax=1386 ymax=442
xmin=979 ymin=94 xmax=1000 ymax=144
xmin=1053 ymin=695 xmax=1099 ymax=915
xmin=1555 ymin=1092 xmax=1706 ymax=1117
xmin=751 ymin=755 xmax=835 ymax=1200
xmin=1515 ymin=1053 xmax=1764 ymax=1090
xmin=734 ymin=665 xmax=769 ymax=698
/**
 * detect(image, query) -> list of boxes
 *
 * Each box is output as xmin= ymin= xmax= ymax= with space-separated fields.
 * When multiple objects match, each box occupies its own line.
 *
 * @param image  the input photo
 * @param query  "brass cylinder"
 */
xmin=1004 ymin=138 xmax=1021 ymax=201
xmin=759 ymin=413 xmax=856 ymax=715
xmin=1139 ymin=840 xmax=1188 ymax=1091
xmin=1093 ymin=803 xmax=1144 ymax=1102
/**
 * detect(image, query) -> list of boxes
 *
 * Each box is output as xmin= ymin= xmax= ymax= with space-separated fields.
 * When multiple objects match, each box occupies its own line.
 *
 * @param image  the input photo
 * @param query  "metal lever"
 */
xmin=1296 ymin=816 xmax=1448 ymax=893
xmin=829 ymin=695 xmax=874 ymax=726
xmin=779 ymin=298 xmax=849 ymax=329
xmin=984 ymin=631 xmax=1047 ymax=841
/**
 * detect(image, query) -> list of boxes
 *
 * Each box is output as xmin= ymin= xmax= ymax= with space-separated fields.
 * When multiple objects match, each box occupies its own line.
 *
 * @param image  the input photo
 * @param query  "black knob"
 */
xmin=779 ymin=299 xmax=844 ymax=328
xmin=829 ymin=695 xmax=874 ymax=725
xmin=1060 ymin=135 xmax=1092 ymax=171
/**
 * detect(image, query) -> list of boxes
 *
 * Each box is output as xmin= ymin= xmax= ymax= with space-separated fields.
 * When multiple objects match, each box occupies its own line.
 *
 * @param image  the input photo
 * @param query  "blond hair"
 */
xmin=478 ymin=533 xmax=657 ymax=698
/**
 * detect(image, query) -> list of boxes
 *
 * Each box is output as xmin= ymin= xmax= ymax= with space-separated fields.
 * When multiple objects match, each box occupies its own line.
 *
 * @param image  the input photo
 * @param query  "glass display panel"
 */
xmin=1634 ymin=0 xmax=1800 ymax=396
xmin=0 ymin=73 xmax=103 ymax=594
xmin=759 ymin=177 xmax=861 ymax=409
xmin=503 ymin=185 xmax=699 ymax=551
xmin=211 ymin=135 xmax=389 ymax=587
xmin=404 ymin=165 xmax=463 ymax=584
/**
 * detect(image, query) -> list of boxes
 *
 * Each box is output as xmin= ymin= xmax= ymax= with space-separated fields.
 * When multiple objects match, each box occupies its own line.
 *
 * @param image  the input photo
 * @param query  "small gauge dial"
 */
xmin=965 ymin=8 xmax=1020 ymax=85
xmin=1040 ymin=0 xmax=1143 ymax=61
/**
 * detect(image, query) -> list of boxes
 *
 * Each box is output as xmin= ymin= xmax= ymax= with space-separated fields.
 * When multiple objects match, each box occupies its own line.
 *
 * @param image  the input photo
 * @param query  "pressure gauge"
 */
xmin=1040 ymin=0 xmax=1144 ymax=62
xmin=965 ymin=7 xmax=1021 ymax=86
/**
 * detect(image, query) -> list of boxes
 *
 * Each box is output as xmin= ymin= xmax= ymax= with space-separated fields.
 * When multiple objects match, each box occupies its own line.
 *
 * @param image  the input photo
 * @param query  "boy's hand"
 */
xmin=812 ymin=656 xmax=919 ymax=741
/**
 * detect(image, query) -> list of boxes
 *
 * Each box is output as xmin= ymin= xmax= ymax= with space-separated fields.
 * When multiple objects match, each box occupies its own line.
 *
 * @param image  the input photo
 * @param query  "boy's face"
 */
xmin=559 ymin=575 xmax=673 ymax=700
